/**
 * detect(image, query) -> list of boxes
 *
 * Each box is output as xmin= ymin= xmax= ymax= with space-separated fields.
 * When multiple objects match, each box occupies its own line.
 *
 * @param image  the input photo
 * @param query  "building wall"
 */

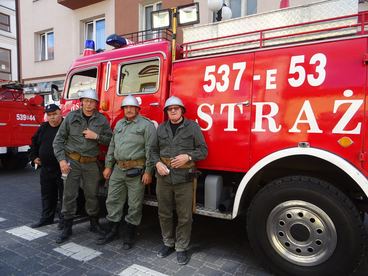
xmin=18 ymin=0 xmax=366 ymax=89
xmin=0 ymin=0 xmax=17 ymax=81
xmin=19 ymin=0 xmax=114 ymax=87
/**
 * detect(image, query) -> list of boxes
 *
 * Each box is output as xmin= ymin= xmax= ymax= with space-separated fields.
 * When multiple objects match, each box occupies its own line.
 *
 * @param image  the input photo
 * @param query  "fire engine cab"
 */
xmin=0 ymin=81 xmax=43 ymax=169
xmin=60 ymin=0 xmax=368 ymax=274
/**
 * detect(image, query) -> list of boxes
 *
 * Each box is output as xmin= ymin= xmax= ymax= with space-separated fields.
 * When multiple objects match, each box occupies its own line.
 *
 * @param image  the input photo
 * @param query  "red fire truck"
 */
xmin=0 ymin=81 xmax=44 ymax=169
xmin=59 ymin=1 xmax=368 ymax=275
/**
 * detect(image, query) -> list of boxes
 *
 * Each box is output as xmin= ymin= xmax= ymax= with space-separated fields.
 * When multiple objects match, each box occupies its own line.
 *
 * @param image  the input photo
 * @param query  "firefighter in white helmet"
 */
xmin=53 ymin=88 xmax=112 ymax=244
xmin=97 ymin=95 xmax=156 ymax=249
xmin=152 ymin=96 xmax=208 ymax=265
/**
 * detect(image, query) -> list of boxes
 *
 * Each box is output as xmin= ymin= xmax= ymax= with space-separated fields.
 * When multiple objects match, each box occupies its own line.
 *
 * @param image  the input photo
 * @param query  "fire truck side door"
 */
xmin=107 ymin=54 xmax=168 ymax=128
xmin=171 ymin=53 xmax=254 ymax=172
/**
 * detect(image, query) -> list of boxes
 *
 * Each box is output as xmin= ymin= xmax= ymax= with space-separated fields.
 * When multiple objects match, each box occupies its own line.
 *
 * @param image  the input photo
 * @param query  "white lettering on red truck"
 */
xmin=197 ymin=53 xmax=363 ymax=134
xmin=16 ymin=114 xmax=36 ymax=121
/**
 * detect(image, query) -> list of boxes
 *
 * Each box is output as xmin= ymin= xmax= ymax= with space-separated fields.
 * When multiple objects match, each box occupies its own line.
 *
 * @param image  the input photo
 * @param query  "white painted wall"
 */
xmin=19 ymin=0 xmax=115 ymax=83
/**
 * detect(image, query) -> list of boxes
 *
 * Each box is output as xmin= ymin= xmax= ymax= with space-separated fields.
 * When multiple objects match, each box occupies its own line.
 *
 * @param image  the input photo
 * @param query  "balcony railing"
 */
xmin=120 ymin=29 xmax=173 ymax=45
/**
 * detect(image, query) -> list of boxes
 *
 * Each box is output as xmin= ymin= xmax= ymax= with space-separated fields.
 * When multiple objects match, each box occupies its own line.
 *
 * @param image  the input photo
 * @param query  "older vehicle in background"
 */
xmin=0 ymin=81 xmax=44 ymax=169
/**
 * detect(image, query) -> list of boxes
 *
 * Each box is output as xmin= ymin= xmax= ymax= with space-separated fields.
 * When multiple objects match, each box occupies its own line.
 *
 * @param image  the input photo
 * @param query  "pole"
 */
xmin=171 ymin=7 xmax=177 ymax=61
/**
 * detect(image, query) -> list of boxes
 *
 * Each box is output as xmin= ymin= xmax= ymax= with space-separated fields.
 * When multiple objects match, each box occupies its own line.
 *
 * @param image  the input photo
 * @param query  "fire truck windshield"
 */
xmin=67 ymin=68 xmax=97 ymax=99
xmin=0 ymin=89 xmax=24 ymax=101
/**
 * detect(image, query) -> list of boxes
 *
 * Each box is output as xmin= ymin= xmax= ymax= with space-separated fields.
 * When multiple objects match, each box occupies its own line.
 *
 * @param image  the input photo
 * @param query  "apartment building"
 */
xmin=0 ymin=0 xmax=17 ymax=81
xmin=18 ymin=0 xmax=114 ymax=95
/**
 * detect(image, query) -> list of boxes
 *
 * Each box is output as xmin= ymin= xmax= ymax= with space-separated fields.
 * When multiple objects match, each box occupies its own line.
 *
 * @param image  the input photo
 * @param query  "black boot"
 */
xmin=89 ymin=216 xmax=105 ymax=235
xmin=56 ymin=219 xmax=73 ymax=244
xmin=57 ymin=216 xmax=65 ymax=230
xmin=31 ymin=219 xmax=53 ymax=228
xmin=96 ymin=222 xmax=119 ymax=245
xmin=123 ymin=223 xmax=136 ymax=250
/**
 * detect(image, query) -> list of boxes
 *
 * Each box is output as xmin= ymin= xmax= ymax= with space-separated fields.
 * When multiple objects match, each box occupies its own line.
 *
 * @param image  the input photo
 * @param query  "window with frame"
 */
xmin=142 ymin=2 xmax=162 ymax=40
xmin=0 ymin=13 xmax=10 ymax=32
xmin=246 ymin=0 xmax=257 ymax=15
xmin=0 ymin=48 xmax=11 ymax=80
xmin=118 ymin=59 xmax=160 ymax=95
xmin=67 ymin=68 xmax=98 ymax=99
xmin=85 ymin=18 xmax=105 ymax=50
xmin=40 ymin=31 xmax=54 ymax=61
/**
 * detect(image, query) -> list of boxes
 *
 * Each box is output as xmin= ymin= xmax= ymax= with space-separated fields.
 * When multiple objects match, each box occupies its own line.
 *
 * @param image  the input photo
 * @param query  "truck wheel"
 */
xmin=247 ymin=176 xmax=367 ymax=276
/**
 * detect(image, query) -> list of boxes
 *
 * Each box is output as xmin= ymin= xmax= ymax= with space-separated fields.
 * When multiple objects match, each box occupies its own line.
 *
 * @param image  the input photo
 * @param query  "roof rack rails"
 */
xmin=120 ymin=29 xmax=173 ymax=45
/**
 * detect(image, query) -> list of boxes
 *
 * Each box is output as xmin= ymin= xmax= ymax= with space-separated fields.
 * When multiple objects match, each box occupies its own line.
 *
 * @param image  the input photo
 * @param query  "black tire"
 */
xmin=247 ymin=176 xmax=367 ymax=276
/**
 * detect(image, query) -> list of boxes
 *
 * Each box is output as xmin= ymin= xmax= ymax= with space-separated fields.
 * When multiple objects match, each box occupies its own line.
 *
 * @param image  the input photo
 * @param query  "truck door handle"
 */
xmin=237 ymin=100 xmax=250 ymax=106
xmin=150 ymin=102 xmax=160 ymax=107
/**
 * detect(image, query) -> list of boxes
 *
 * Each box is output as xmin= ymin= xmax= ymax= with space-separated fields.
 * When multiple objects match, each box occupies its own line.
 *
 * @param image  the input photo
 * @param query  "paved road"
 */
xmin=0 ymin=166 xmax=366 ymax=275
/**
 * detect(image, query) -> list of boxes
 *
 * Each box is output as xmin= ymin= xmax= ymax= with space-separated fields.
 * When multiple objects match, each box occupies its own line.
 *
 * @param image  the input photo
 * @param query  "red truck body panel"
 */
xmin=171 ymin=37 xmax=367 ymax=176
xmin=0 ymin=87 xmax=43 ymax=148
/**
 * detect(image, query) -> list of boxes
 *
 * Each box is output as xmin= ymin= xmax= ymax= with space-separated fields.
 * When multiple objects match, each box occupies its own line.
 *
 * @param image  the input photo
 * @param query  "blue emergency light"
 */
xmin=84 ymin=40 xmax=95 ymax=50
xmin=106 ymin=34 xmax=127 ymax=49
xmin=83 ymin=40 xmax=96 ymax=56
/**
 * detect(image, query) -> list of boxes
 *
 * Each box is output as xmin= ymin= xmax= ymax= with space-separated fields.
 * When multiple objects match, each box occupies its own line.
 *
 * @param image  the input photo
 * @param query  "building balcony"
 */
xmin=57 ymin=0 xmax=105 ymax=10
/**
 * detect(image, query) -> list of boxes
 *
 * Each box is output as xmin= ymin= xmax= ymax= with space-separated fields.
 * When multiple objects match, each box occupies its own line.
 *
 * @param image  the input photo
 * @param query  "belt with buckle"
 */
xmin=66 ymin=152 xmax=97 ymax=164
xmin=117 ymin=159 xmax=145 ymax=169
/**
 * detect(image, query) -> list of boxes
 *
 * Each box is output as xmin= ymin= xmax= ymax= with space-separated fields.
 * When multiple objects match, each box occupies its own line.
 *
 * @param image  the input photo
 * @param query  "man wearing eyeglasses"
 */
xmin=152 ymin=96 xmax=208 ymax=265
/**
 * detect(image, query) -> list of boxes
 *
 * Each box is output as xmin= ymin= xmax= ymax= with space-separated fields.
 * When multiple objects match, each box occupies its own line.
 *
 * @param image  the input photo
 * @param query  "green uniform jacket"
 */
xmin=53 ymin=109 xmax=112 ymax=162
xmin=152 ymin=118 xmax=208 ymax=184
xmin=105 ymin=115 xmax=156 ymax=175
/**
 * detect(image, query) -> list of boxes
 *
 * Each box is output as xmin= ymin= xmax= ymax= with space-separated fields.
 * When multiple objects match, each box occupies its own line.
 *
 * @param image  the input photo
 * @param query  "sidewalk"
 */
xmin=0 ymin=166 xmax=270 ymax=275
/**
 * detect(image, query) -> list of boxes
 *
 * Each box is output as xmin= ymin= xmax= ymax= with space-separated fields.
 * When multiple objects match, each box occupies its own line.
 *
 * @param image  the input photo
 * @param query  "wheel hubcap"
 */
xmin=267 ymin=200 xmax=337 ymax=266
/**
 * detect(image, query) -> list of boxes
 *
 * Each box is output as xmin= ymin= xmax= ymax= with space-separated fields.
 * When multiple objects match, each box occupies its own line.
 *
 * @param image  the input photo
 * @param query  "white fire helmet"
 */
xmin=78 ymin=88 xmax=99 ymax=102
xmin=121 ymin=95 xmax=140 ymax=108
xmin=164 ymin=96 xmax=185 ymax=112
